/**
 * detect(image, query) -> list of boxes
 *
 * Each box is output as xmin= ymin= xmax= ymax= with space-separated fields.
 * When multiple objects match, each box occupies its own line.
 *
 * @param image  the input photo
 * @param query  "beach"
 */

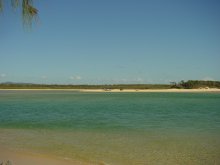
xmin=1 ymin=0 xmax=219 ymax=164
xmin=0 ymin=88 xmax=220 ymax=93
xmin=80 ymin=88 xmax=220 ymax=93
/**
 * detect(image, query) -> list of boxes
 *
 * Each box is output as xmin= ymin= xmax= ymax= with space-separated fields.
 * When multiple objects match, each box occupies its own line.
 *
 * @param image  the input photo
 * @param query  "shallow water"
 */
xmin=0 ymin=91 xmax=220 ymax=164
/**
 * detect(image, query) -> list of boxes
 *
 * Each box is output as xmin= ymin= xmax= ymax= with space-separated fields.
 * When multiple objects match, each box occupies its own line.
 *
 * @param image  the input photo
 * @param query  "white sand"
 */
xmin=78 ymin=88 xmax=220 ymax=93
xmin=0 ymin=88 xmax=220 ymax=92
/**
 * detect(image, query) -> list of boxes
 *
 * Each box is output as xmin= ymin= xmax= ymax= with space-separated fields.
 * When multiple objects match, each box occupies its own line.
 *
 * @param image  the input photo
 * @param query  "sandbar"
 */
xmin=0 ymin=88 xmax=220 ymax=92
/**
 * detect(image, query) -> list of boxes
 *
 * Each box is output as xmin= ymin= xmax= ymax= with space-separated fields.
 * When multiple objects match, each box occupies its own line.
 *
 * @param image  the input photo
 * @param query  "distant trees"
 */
xmin=0 ymin=0 xmax=38 ymax=27
xmin=0 ymin=81 xmax=219 ymax=89
xmin=171 ymin=80 xmax=220 ymax=89
xmin=0 ymin=83 xmax=171 ymax=89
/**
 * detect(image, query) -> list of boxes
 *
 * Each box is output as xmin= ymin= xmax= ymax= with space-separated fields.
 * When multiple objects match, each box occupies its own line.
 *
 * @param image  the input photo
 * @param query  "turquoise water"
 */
xmin=0 ymin=91 xmax=220 ymax=164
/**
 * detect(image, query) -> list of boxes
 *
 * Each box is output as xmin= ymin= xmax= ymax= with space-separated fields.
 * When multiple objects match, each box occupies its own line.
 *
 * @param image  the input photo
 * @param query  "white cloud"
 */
xmin=0 ymin=73 xmax=6 ymax=78
xmin=41 ymin=76 xmax=47 ymax=79
xmin=69 ymin=76 xmax=82 ymax=80
xmin=136 ymin=78 xmax=143 ymax=82
xmin=75 ymin=76 xmax=81 ymax=80
xmin=202 ymin=77 xmax=215 ymax=81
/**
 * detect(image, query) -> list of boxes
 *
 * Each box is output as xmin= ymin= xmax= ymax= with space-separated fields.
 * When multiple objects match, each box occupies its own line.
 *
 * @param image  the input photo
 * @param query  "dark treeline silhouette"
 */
xmin=0 ymin=80 xmax=220 ymax=89
xmin=170 ymin=80 xmax=220 ymax=89
xmin=0 ymin=83 xmax=170 ymax=89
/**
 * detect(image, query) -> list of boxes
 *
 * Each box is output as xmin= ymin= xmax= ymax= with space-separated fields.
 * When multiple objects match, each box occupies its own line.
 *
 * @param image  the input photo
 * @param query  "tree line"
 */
xmin=0 ymin=83 xmax=171 ymax=89
xmin=170 ymin=80 xmax=220 ymax=89
xmin=0 ymin=80 xmax=220 ymax=89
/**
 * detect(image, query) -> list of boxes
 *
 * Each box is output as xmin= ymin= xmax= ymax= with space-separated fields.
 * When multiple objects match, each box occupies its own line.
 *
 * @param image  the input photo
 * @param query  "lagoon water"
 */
xmin=0 ymin=91 xmax=220 ymax=164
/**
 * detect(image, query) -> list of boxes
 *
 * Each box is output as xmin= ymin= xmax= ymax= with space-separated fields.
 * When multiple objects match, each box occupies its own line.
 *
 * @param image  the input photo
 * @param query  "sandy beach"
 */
xmin=0 ymin=88 xmax=220 ymax=93
xmin=79 ymin=88 xmax=220 ymax=93
xmin=1 ymin=0 xmax=219 ymax=164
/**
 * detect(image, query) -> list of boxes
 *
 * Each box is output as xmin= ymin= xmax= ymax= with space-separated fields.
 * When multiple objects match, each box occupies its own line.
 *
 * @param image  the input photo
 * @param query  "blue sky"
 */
xmin=1 ymin=0 xmax=220 ymax=84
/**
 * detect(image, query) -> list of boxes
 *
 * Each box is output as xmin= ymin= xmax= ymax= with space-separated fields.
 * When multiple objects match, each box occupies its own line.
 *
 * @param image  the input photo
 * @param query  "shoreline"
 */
xmin=0 ymin=88 xmax=220 ymax=92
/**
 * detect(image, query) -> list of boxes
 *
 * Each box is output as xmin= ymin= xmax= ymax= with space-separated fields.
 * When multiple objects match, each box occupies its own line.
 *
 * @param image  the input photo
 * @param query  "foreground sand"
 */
xmin=0 ymin=148 xmax=87 ymax=165
xmin=0 ymin=88 xmax=220 ymax=92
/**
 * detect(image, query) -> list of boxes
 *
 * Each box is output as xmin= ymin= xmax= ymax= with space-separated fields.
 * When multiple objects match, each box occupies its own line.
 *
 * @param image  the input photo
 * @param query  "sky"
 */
xmin=1 ymin=0 xmax=220 ymax=84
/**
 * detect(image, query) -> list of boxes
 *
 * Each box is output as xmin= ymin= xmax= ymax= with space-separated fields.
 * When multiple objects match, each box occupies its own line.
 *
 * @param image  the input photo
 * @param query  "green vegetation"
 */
xmin=0 ymin=0 xmax=38 ymax=27
xmin=0 ymin=80 xmax=219 ymax=89
xmin=171 ymin=80 xmax=220 ymax=89
xmin=0 ymin=83 xmax=171 ymax=89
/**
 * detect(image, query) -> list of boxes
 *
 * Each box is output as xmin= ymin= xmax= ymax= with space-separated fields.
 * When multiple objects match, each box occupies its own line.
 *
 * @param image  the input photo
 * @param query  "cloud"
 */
xmin=202 ymin=77 xmax=215 ymax=81
xmin=69 ymin=76 xmax=82 ymax=80
xmin=75 ymin=76 xmax=82 ymax=80
xmin=113 ymin=77 xmax=145 ymax=84
xmin=136 ymin=78 xmax=143 ymax=82
xmin=41 ymin=76 xmax=47 ymax=79
xmin=0 ymin=73 xmax=6 ymax=78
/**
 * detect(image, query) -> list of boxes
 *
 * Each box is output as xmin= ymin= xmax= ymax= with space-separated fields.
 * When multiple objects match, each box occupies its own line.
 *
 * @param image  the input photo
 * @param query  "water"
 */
xmin=0 ymin=91 xmax=220 ymax=164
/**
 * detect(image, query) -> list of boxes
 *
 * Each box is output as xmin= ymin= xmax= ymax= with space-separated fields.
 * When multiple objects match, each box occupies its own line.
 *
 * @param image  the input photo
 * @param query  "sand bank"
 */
xmin=0 ymin=88 xmax=220 ymax=92
xmin=79 ymin=88 xmax=220 ymax=93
